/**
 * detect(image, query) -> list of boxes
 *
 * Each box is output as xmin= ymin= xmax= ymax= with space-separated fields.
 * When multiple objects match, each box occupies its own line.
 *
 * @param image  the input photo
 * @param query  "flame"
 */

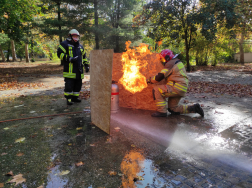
xmin=120 ymin=150 xmax=145 ymax=188
xmin=119 ymin=41 xmax=152 ymax=94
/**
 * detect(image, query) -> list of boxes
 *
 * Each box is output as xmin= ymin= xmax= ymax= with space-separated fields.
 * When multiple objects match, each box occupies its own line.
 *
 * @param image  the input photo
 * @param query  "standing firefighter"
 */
xmin=57 ymin=29 xmax=90 ymax=105
xmin=146 ymin=49 xmax=204 ymax=117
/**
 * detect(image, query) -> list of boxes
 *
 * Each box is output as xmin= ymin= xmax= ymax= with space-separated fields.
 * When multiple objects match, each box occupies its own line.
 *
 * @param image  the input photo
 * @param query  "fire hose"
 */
xmin=0 ymin=111 xmax=83 ymax=124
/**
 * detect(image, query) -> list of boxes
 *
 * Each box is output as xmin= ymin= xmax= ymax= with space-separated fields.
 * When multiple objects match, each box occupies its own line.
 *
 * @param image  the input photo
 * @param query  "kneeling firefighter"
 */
xmin=57 ymin=29 xmax=90 ymax=105
xmin=146 ymin=49 xmax=204 ymax=117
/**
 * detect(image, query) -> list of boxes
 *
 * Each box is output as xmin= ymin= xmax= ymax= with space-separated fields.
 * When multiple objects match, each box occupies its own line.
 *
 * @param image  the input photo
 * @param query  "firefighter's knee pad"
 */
xmin=168 ymin=108 xmax=180 ymax=115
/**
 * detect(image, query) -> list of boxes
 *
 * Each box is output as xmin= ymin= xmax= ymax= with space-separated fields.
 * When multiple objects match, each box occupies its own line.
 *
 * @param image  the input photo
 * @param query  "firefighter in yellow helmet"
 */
xmin=57 ymin=29 xmax=90 ymax=105
xmin=146 ymin=49 xmax=204 ymax=117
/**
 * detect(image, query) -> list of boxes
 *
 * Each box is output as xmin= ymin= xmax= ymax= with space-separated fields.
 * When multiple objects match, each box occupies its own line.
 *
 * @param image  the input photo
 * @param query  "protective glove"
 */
xmin=146 ymin=77 xmax=151 ymax=84
xmin=69 ymin=56 xmax=78 ymax=63
xmin=84 ymin=64 xmax=90 ymax=73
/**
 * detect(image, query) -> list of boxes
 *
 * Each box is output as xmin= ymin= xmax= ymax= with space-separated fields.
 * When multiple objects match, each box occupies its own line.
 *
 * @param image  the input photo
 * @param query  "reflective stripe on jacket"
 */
xmin=57 ymin=40 xmax=89 ymax=79
xmin=151 ymin=59 xmax=189 ymax=96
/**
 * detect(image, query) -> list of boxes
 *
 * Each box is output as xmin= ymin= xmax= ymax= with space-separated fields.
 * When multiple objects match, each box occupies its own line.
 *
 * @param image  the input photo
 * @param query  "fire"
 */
xmin=120 ymin=150 xmax=145 ymax=188
xmin=119 ymin=41 xmax=152 ymax=94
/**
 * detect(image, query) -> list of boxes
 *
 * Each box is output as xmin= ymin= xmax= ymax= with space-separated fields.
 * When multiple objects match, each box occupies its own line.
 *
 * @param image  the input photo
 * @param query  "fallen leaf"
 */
xmin=30 ymin=111 xmax=36 ymax=113
xmin=75 ymin=162 xmax=84 ymax=167
xmin=108 ymin=171 xmax=117 ymax=176
xmin=76 ymin=127 xmax=82 ymax=130
xmin=76 ymin=133 xmax=83 ymax=136
xmin=1 ymin=153 xmax=7 ymax=156
xmin=131 ymin=144 xmax=135 ymax=147
xmin=59 ymin=170 xmax=70 ymax=175
xmin=114 ymin=127 xmax=120 ymax=130
xmin=5 ymin=171 xmax=14 ymax=176
xmin=90 ymin=144 xmax=95 ymax=147
xmin=16 ymin=152 xmax=24 ymax=156
xmin=4 ymin=127 xmax=9 ymax=130
xmin=7 ymin=174 xmax=26 ymax=186
xmin=15 ymin=137 xmax=25 ymax=143
xmin=0 ymin=183 xmax=4 ymax=188
xmin=37 ymin=186 xmax=44 ymax=188
xmin=106 ymin=137 xmax=112 ymax=143
xmin=137 ymin=176 xmax=144 ymax=180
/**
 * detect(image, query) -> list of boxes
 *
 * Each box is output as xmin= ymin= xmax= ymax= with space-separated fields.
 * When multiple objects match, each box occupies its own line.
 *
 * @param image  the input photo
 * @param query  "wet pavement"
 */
xmin=0 ymin=70 xmax=252 ymax=188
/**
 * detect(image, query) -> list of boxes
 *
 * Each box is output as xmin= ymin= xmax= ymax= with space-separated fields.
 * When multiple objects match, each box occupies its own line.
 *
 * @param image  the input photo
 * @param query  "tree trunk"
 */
xmin=239 ymin=29 xmax=245 ymax=65
xmin=114 ymin=0 xmax=120 ymax=52
xmin=0 ymin=45 xmax=6 ymax=62
xmin=11 ymin=40 xmax=17 ymax=62
xmin=7 ymin=42 xmax=11 ymax=62
xmin=195 ymin=50 xmax=199 ymax=66
xmin=58 ymin=2 xmax=63 ymax=66
xmin=31 ymin=36 xmax=35 ymax=62
xmin=184 ymin=32 xmax=191 ymax=72
xmin=94 ymin=0 xmax=99 ymax=49
xmin=25 ymin=43 xmax=30 ymax=63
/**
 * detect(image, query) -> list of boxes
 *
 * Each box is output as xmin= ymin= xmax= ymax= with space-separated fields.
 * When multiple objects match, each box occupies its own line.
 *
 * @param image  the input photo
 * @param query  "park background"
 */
xmin=0 ymin=0 xmax=251 ymax=69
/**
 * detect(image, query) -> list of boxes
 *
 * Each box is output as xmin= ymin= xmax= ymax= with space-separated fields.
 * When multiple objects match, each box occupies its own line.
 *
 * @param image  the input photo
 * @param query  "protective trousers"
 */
xmin=153 ymin=84 xmax=190 ymax=114
xmin=64 ymin=78 xmax=82 ymax=99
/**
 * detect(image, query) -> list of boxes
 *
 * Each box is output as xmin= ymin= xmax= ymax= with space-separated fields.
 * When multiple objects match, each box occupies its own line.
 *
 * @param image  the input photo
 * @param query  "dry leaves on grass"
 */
xmin=75 ymin=162 xmax=84 ymax=167
xmin=192 ymin=63 xmax=252 ymax=72
xmin=0 ymin=81 xmax=45 ymax=91
xmin=7 ymin=174 xmax=26 ymax=186
xmin=108 ymin=171 xmax=117 ymax=176
xmin=16 ymin=152 xmax=24 ymax=156
xmin=79 ymin=90 xmax=90 ymax=99
xmin=15 ymin=137 xmax=25 ymax=143
xmin=59 ymin=170 xmax=70 ymax=176
xmin=188 ymin=82 xmax=252 ymax=97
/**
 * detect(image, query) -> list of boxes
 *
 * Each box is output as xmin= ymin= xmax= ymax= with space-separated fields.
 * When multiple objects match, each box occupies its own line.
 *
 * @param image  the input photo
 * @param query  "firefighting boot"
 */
xmin=67 ymin=98 xmax=73 ymax=105
xmin=151 ymin=111 xmax=167 ymax=117
xmin=188 ymin=103 xmax=204 ymax=117
xmin=72 ymin=96 xmax=81 ymax=103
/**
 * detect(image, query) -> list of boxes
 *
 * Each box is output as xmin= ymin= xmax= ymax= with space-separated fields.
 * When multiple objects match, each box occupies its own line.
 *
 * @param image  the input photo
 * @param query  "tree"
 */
xmin=0 ymin=0 xmax=40 ymax=62
xmin=135 ymin=0 xmax=238 ymax=71
xmin=234 ymin=0 xmax=252 ymax=64
xmin=135 ymin=0 xmax=199 ymax=71
xmin=0 ymin=33 xmax=10 ymax=62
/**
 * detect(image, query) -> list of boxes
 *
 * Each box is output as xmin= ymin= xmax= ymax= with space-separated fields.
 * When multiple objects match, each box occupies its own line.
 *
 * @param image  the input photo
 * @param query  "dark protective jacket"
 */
xmin=57 ymin=39 xmax=89 ymax=79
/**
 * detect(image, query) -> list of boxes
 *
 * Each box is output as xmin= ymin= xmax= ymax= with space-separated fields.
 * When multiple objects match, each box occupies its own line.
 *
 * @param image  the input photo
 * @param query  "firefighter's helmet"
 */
xmin=68 ymin=29 xmax=80 ymax=42
xmin=159 ymin=49 xmax=175 ymax=65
